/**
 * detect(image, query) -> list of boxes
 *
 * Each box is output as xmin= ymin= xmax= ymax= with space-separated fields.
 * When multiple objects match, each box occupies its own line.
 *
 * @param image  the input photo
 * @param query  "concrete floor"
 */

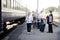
xmin=2 ymin=23 xmax=60 ymax=40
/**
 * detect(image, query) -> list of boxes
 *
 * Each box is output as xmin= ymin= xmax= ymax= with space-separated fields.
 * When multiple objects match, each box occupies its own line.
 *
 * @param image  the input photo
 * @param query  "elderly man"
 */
xmin=25 ymin=12 xmax=33 ymax=32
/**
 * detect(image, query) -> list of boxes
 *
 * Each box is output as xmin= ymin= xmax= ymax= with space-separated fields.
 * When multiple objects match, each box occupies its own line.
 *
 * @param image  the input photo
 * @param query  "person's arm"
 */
xmin=31 ymin=16 xmax=33 ymax=23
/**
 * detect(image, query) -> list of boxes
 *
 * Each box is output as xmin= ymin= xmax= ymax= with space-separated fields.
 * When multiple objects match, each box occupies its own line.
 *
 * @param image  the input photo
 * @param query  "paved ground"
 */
xmin=2 ymin=23 xmax=60 ymax=40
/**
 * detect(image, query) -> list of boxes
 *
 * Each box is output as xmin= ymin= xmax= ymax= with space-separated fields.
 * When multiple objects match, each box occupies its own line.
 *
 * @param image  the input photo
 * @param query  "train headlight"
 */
xmin=12 ymin=23 xmax=18 ymax=26
xmin=6 ymin=21 xmax=10 ymax=24
xmin=6 ymin=25 xmax=13 ymax=30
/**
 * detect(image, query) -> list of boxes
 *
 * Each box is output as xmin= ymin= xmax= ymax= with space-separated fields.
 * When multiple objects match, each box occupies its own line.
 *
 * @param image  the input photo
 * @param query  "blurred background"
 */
xmin=1 ymin=0 xmax=60 ymax=40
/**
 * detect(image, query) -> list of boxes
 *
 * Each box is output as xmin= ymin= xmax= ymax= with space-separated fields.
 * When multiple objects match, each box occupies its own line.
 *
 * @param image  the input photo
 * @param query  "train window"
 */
xmin=2 ymin=0 xmax=7 ymax=8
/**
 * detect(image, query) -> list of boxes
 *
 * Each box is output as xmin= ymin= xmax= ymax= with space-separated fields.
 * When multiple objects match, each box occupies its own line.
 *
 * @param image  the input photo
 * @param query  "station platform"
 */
xmin=2 ymin=23 xmax=60 ymax=40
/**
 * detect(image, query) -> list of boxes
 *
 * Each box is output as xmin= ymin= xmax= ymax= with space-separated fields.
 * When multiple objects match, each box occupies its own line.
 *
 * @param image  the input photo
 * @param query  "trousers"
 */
xmin=48 ymin=24 xmax=53 ymax=33
xmin=27 ymin=23 xmax=32 ymax=32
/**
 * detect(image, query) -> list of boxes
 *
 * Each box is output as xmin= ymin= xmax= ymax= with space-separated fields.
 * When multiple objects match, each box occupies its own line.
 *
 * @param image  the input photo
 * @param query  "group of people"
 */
xmin=25 ymin=11 xmax=53 ymax=33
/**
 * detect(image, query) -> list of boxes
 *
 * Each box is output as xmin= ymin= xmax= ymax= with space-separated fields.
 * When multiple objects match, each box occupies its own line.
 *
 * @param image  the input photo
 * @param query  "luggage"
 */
xmin=40 ymin=24 xmax=45 ymax=32
xmin=39 ymin=19 xmax=45 ymax=32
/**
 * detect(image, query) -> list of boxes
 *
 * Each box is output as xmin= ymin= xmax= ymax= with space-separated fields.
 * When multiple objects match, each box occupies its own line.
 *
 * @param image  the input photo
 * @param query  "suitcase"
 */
xmin=40 ymin=23 xmax=45 ymax=32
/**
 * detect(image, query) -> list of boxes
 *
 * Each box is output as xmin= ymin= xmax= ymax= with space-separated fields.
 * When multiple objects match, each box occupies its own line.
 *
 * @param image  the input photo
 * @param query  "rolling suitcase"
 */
xmin=40 ymin=24 xmax=45 ymax=32
xmin=39 ymin=19 xmax=45 ymax=32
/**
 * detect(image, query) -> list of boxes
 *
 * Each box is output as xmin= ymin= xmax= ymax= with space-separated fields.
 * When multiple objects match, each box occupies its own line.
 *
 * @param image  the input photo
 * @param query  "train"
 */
xmin=0 ymin=8 xmax=26 ymax=33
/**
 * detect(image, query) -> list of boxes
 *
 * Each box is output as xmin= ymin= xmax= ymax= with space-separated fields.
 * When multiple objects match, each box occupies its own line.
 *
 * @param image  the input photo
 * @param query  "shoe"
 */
xmin=27 ymin=32 xmax=31 ymax=35
xmin=40 ymin=31 xmax=44 ymax=32
xmin=47 ymin=32 xmax=53 ymax=33
xmin=49 ymin=32 xmax=53 ymax=33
